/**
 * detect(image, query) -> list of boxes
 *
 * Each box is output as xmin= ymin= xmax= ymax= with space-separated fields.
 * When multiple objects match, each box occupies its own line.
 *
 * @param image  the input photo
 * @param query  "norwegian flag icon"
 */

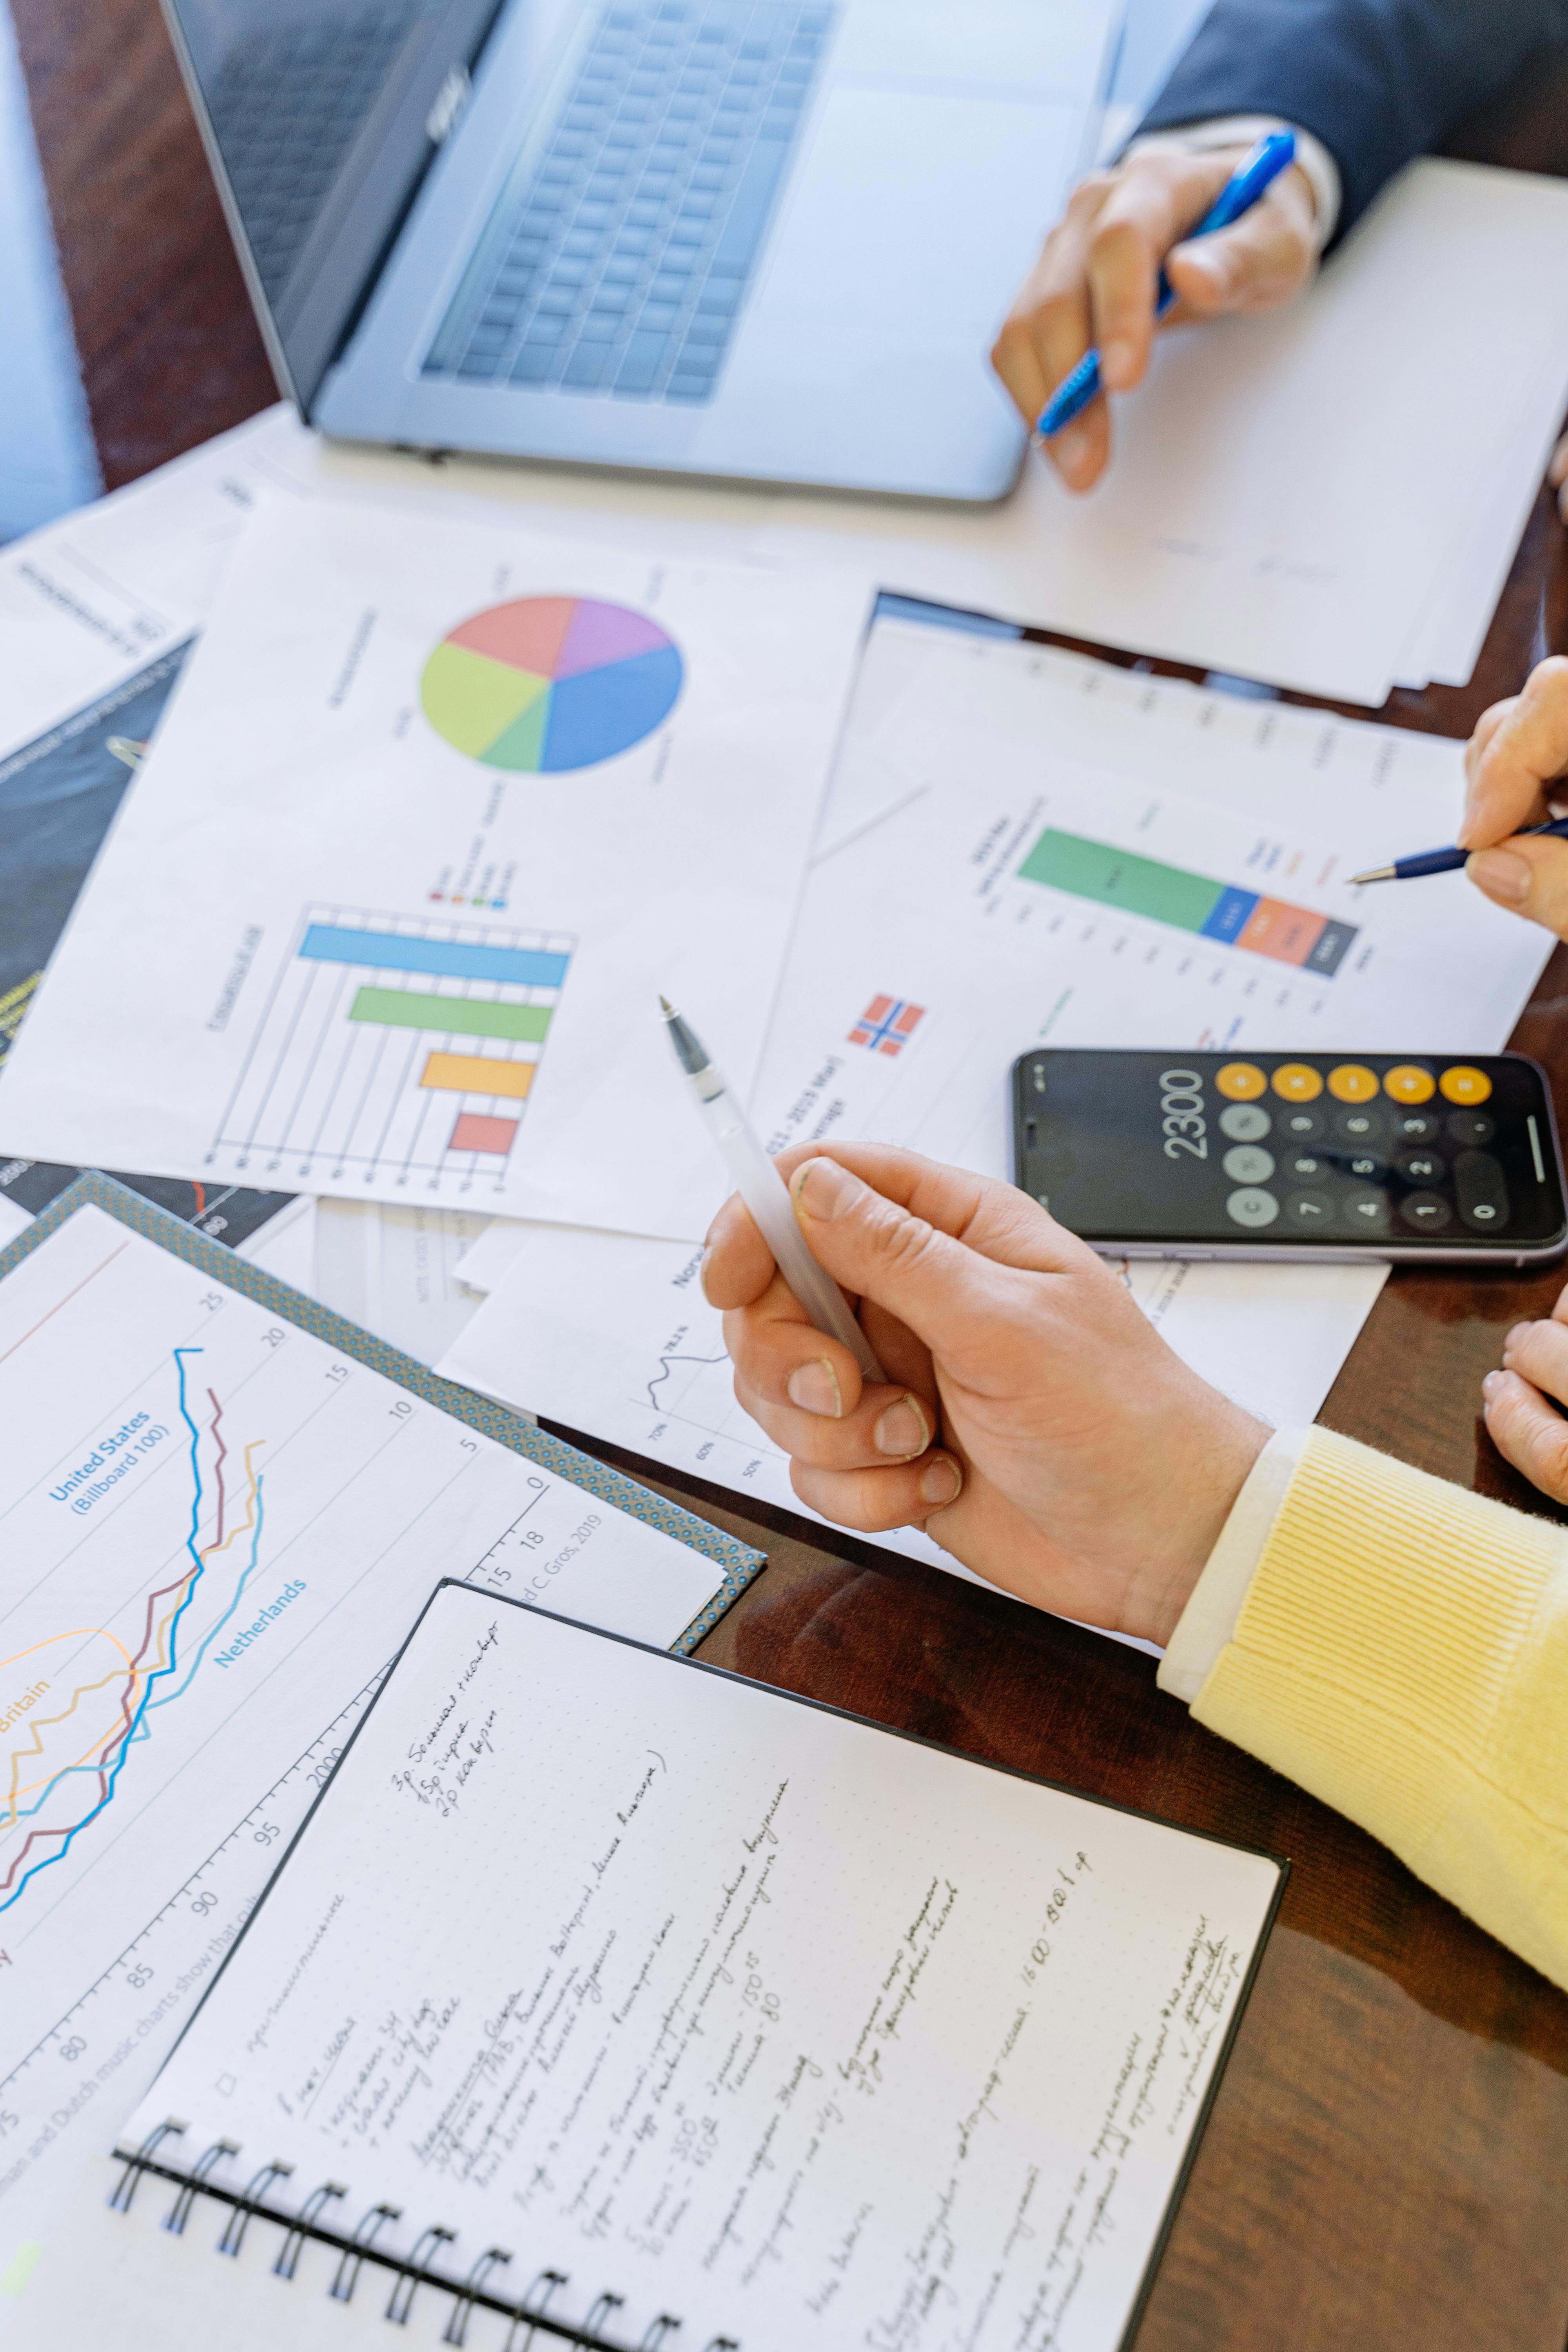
xmin=848 ymin=995 xmax=925 ymax=1057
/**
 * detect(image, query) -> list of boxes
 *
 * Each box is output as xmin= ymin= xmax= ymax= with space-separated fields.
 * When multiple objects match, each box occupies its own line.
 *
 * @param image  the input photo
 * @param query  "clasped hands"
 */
xmin=704 ymin=1144 xmax=1568 ymax=1641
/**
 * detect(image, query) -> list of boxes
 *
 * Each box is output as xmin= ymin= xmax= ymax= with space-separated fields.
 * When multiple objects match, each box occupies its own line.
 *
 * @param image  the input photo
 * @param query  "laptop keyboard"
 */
xmin=422 ymin=0 xmax=838 ymax=404
xmin=208 ymin=2 xmax=429 ymax=305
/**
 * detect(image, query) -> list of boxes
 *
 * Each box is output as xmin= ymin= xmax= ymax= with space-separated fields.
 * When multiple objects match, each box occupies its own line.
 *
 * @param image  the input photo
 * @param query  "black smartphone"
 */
xmin=1012 ymin=1049 xmax=1568 ymax=1263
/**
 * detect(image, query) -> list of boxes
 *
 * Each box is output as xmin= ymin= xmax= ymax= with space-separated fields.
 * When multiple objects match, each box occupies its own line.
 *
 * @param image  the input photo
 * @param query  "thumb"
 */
xmin=1165 ymin=166 xmax=1319 ymax=318
xmin=1466 ymin=833 xmax=1568 ymax=937
xmin=789 ymin=1156 xmax=1004 ymax=1359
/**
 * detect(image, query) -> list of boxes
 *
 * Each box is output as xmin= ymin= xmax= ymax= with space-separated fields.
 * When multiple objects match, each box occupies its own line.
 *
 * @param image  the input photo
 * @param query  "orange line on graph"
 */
xmin=0 ymin=1437 xmax=264 ymax=1818
xmin=202 ymin=1441 xmax=263 ymax=1564
xmin=1 ymin=1631 xmax=135 ymax=1815
xmin=103 ymin=1434 xmax=266 ymax=1735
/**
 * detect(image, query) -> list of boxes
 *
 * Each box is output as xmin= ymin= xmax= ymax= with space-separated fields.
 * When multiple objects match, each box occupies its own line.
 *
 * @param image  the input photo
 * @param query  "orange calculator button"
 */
xmin=1328 ymin=1063 xmax=1378 ymax=1103
xmin=1383 ymin=1065 xmax=1436 ymax=1105
xmin=1439 ymin=1065 xmax=1492 ymax=1105
xmin=1216 ymin=1062 xmax=1267 ymax=1100
xmin=1270 ymin=1063 xmax=1323 ymax=1102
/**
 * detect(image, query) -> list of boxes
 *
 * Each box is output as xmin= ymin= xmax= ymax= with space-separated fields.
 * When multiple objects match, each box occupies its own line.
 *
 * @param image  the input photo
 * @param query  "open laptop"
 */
xmin=160 ymin=0 xmax=1119 ymax=500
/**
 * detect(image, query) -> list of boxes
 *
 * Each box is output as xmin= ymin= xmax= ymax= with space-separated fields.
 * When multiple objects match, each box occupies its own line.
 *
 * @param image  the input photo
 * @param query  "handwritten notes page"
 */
xmin=62 ymin=1584 xmax=1281 ymax=2352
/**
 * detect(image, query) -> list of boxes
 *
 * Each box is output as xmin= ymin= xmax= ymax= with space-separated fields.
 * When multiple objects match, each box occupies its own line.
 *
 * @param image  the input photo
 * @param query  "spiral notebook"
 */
xmin=19 ymin=1581 xmax=1285 ymax=2352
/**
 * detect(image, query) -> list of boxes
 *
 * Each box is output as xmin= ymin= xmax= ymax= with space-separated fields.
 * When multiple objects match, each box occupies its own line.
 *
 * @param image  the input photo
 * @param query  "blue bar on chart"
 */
xmin=299 ymin=924 xmax=571 ymax=990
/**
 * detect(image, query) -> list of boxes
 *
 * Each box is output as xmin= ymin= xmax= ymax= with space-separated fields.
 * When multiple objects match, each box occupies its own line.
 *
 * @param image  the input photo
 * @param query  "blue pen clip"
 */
xmin=1036 ymin=129 xmax=1298 ymax=443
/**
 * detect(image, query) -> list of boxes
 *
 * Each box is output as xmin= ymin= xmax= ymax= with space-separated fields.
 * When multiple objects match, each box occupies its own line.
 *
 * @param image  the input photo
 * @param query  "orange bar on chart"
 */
xmin=448 ymin=1112 xmax=519 ymax=1157
xmin=421 ymin=1051 xmax=535 ymax=1099
xmin=1234 ymin=898 xmax=1327 ymax=967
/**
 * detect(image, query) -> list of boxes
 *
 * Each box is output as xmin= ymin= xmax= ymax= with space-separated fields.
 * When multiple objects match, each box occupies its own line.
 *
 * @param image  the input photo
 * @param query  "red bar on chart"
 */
xmin=448 ymin=1112 xmax=519 ymax=1157
xmin=1234 ymin=899 xmax=1327 ymax=967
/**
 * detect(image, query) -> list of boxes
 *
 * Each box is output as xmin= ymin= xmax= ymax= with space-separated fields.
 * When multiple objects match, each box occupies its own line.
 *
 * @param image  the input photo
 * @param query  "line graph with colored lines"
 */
xmin=0 ymin=1349 xmax=269 ymax=1915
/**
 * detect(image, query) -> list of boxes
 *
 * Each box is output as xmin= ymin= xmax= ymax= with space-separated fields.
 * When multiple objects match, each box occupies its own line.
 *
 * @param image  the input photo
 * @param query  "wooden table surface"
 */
xmin=12 ymin=6 xmax=1568 ymax=2344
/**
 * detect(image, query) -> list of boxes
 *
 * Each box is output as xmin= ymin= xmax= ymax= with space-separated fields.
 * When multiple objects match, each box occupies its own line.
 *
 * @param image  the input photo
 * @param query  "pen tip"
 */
xmin=1348 ymin=866 xmax=1394 ymax=885
xmin=659 ymin=994 xmax=675 ymax=1017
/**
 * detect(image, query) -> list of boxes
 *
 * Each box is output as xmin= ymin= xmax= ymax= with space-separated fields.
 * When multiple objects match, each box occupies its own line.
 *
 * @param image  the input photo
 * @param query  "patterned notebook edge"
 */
xmin=0 ymin=1172 xmax=764 ymax=1652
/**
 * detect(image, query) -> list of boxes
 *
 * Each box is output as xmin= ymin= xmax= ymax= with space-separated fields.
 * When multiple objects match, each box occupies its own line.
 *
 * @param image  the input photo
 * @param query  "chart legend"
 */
xmin=209 ymin=907 xmax=574 ymax=1192
xmin=1018 ymin=827 xmax=1358 ymax=976
xmin=421 ymin=595 xmax=683 ymax=771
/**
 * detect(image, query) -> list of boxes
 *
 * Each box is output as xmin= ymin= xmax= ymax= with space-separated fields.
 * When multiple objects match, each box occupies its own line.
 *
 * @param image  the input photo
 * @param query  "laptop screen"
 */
xmin=160 ymin=0 xmax=505 ymax=405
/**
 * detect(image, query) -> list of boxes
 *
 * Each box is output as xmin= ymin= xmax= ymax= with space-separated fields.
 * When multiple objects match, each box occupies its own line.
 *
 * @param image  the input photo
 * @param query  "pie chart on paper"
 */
xmin=420 ymin=595 xmax=684 ymax=772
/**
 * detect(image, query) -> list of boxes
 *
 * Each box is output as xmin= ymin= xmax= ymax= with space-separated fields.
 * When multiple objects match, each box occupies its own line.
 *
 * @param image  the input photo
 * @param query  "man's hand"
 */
xmin=703 ymin=1142 xmax=1270 ymax=1647
xmin=991 ymin=145 xmax=1321 ymax=493
xmin=1459 ymin=656 xmax=1568 ymax=934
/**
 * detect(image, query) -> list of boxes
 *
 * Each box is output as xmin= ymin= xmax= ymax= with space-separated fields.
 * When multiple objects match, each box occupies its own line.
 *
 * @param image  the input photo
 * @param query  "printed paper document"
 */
xmin=22 ymin=1583 xmax=1281 ymax=2352
xmin=0 ymin=496 xmax=873 ymax=1239
xmin=0 ymin=1205 xmax=726 ymax=2279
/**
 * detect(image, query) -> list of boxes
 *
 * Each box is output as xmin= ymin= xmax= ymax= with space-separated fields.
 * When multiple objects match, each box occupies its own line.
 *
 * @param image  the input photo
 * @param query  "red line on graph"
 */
xmin=205 ymin=1391 xmax=228 ymax=1555
xmin=0 ymin=1391 xmax=224 ymax=1895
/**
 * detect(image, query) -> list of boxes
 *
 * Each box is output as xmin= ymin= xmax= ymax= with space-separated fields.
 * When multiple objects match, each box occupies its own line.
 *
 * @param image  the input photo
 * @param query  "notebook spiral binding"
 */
xmin=111 ymin=2123 xmax=740 ymax=2352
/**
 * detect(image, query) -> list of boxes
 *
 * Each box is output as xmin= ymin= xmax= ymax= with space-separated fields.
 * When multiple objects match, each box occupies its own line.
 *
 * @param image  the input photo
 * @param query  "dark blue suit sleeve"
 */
xmin=1137 ymin=0 xmax=1568 ymax=238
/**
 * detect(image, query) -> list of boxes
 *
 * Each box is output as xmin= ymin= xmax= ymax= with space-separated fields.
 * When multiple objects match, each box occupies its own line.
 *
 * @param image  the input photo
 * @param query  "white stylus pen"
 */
xmin=661 ymin=997 xmax=887 ymax=1385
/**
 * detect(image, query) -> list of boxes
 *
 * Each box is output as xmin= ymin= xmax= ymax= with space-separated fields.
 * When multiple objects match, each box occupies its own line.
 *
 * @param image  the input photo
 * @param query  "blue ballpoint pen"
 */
xmin=1351 ymin=814 xmax=1568 ymax=884
xmin=1036 ymin=128 xmax=1299 ymax=442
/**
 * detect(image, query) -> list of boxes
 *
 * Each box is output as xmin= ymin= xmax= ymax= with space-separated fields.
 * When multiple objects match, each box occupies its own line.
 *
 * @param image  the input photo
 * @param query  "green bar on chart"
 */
xmin=1018 ymin=829 xmax=1224 ymax=933
xmin=348 ymin=988 xmax=554 ymax=1043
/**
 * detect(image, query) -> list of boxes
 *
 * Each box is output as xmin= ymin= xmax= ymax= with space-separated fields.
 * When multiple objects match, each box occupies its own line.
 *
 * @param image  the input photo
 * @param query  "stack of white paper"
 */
xmin=242 ymin=160 xmax=1568 ymax=709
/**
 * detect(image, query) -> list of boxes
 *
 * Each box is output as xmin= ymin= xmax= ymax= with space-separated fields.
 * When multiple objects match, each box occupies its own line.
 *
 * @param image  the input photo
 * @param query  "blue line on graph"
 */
xmin=132 ymin=1477 xmax=268 ymax=1729
xmin=10 ymin=1478 xmax=267 ymax=1811
xmin=299 ymin=925 xmax=569 ymax=989
xmin=0 ymin=1349 xmax=212 ymax=1916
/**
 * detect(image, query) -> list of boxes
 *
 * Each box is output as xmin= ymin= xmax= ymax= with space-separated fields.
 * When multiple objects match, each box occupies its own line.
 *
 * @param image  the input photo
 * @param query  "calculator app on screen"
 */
xmin=1014 ymin=1051 xmax=1568 ymax=1260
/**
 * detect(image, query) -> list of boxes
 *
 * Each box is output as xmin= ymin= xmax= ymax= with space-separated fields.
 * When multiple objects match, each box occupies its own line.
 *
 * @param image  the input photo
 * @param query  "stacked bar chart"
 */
xmin=1017 ymin=828 xmax=1357 ymax=976
xmin=210 ymin=907 xmax=573 ymax=1192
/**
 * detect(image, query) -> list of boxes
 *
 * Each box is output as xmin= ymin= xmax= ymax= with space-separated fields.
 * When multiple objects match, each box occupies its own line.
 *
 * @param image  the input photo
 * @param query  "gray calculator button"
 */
xmin=1220 ymin=1103 xmax=1271 ymax=1142
xmin=1399 ymin=1191 xmax=1452 ymax=1232
xmin=1226 ymin=1186 xmax=1280 ymax=1228
xmin=1454 ymin=1149 xmax=1509 ymax=1230
xmin=1222 ymin=1144 xmax=1275 ymax=1183
xmin=1284 ymin=1190 xmax=1334 ymax=1229
xmin=1287 ymin=1151 xmax=1325 ymax=1180
xmin=1395 ymin=1149 xmax=1445 ymax=1184
xmin=1342 ymin=1187 xmax=1391 ymax=1233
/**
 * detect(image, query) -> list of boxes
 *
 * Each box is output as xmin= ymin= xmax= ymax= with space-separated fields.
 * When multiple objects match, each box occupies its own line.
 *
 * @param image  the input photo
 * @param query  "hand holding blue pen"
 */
xmin=1034 ymin=130 xmax=1301 ymax=445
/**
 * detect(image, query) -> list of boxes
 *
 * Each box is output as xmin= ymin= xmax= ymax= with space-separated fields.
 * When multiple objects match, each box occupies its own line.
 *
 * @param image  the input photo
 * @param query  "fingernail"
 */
xmin=873 ymin=1394 xmax=929 ymax=1459
xmin=792 ymin=1156 xmax=862 ymax=1221
xmin=786 ymin=1357 xmax=842 ymax=1418
xmin=1482 ymin=1369 xmax=1504 ymax=1399
xmin=1467 ymin=849 xmax=1531 ymax=907
xmin=698 ymin=1245 xmax=715 ymax=1304
xmin=1051 ymin=420 xmax=1093 ymax=477
xmin=1099 ymin=336 xmax=1134 ymax=388
xmin=1504 ymin=1322 xmax=1529 ymax=1350
xmin=920 ymin=1454 xmax=962 ymax=1508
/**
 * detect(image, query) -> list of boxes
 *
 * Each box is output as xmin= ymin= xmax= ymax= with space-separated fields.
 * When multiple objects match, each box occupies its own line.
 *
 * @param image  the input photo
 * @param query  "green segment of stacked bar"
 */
xmin=1017 ymin=826 xmax=1358 ymax=976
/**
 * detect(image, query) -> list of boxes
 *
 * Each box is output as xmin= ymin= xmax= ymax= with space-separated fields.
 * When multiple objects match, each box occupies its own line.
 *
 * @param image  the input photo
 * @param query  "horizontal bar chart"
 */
xmin=420 ymin=1051 xmax=536 ymax=1100
xmin=300 ymin=925 xmax=570 ymax=989
xmin=348 ymin=988 xmax=555 ymax=1042
xmin=1017 ymin=828 xmax=1357 ymax=976
xmin=211 ymin=906 xmax=573 ymax=1189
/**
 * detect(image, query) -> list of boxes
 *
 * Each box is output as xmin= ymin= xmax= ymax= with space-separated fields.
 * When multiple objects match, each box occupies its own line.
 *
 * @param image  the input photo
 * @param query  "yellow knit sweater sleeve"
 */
xmin=1189 ymin=1424 xmax=1568 ymax=1992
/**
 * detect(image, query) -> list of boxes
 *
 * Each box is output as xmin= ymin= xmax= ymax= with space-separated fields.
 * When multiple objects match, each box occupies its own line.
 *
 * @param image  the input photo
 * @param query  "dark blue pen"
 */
xmin=1351 ymin=815 xmax=1568 ymax=884
xmin=1036 ymin=129 xmax=1299 ymax=442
